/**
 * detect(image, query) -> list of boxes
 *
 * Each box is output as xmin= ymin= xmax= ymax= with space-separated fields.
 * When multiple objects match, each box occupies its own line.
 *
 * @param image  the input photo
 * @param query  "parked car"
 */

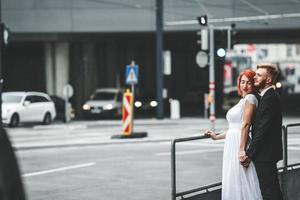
xmin=50 ymin=95 xmax=75 ymax=122
xmin=2 ymin=91 xmax=56 ymax=127
xmin=82 ymin=88 xmax=123 ymax=118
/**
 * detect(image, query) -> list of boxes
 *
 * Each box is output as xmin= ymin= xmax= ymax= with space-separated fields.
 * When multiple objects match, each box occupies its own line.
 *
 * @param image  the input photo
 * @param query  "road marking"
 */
xmin=23 ymin=162 xmax=95 ymax=177
xmin=289 ymin=147 xmax=300 ymax=151
xmin=156 ymin=148 xmax=223 ymax=156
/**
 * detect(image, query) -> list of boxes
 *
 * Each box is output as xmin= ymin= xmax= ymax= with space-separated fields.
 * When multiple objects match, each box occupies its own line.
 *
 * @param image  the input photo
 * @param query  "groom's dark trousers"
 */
xmin=246 ymin=89 xmax=283 ymax=200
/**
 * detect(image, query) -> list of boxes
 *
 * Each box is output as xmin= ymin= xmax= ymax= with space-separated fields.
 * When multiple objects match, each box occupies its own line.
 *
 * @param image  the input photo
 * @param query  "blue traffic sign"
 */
xmin=126 ymin=65 xmax=139 ymax=85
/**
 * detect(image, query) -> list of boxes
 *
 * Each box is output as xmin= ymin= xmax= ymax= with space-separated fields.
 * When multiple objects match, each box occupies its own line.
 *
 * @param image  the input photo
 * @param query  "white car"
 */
xmin=82 ymin=88 xmax=123 ymax=118
xmin=2 ymin=91 xmax=56 ymax=127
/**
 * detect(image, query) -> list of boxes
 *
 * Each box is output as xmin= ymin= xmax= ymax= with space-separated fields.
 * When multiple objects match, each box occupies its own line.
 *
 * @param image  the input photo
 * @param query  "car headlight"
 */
xmin=150 ymin=100 xmax=158 ymax=107
xmin=135 ymin=101 xmax=142 ymax=108
xmin=275 ymin=82 xmax=282 ymax=88
xmin=82 ymin=104 xmax=91 ymax=110
xmin=104 ymin=104 xmax=113 ymax=110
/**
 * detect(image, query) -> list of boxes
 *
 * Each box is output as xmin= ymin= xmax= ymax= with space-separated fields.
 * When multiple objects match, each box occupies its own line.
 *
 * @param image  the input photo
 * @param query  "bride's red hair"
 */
xmin=237 ymin=69 xmax=256 ymax=96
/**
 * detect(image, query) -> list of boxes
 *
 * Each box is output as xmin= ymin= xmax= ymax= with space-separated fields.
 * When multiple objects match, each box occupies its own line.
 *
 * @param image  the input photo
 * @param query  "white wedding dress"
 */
xmin=222 ymin=94 xmax=262 ymax=200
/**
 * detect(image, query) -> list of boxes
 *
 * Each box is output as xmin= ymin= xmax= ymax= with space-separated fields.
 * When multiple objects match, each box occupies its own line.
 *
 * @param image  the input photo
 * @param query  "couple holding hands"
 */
xmin=207 ymin=63 xmax=283 ymax=200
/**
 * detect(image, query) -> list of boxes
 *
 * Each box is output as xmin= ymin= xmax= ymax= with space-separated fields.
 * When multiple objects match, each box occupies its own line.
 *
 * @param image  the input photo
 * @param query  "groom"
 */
xmin=241 ymin=63 xmax=283 ymax=200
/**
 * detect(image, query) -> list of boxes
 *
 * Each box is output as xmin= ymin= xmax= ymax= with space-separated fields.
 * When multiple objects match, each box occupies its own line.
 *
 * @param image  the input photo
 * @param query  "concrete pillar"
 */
xmin=54 ymin=42 xmax=70 ymax=97
xmin=45 ymin=42 xmax=69 ymax=97
xmin=82 ymin=42 xmax=97 ymax=98
xmin=45 ymin=42 xmax=55 ymax=94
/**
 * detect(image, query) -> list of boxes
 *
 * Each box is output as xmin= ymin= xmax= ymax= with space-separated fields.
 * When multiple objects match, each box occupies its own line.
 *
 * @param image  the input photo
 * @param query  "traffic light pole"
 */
xmin=156 ymin=0 xmax=164 ymax=119
xmin=206 ymin=25 xmax=232 ymax=131
xmin=0 ymin=0 xmax=3 ymax=127
xmin=208 ymin=27 xmax=215 ymax=131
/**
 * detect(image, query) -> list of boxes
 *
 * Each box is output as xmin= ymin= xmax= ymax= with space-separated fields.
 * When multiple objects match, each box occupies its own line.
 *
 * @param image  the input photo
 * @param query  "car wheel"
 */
xmin=9 ymin=113 xmax=19 ymax=128
xmin=43 ymin=113 xmax=52 ymax=125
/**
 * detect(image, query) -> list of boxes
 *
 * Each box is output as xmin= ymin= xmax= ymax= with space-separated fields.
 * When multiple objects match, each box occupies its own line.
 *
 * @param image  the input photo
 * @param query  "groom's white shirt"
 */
xmin=259 ymin=86 xmax=273 ymax=97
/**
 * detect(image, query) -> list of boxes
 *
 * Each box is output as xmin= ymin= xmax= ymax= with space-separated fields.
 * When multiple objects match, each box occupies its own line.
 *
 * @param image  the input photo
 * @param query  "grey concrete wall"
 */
xmin=3 ymin=0 xmax=300 ymax=33
xmin=2 ymin=0 xmax=156 ymax=33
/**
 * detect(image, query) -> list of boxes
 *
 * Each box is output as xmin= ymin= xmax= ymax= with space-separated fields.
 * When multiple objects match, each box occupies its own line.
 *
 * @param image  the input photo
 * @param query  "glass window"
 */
xmin=2 ymin=94 xmax=23 ymax=103
xmin=90 ymin=92 xmax=116 ymax=100
xmin=34 ymin=95 xmax=49 ymax=102
xmin=25 ymin=95 xmax=35 ymax=103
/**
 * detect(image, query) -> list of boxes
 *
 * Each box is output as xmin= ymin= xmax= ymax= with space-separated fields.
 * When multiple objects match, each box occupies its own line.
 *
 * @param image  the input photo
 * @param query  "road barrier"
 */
xmin=171 ymin=123 xmax=300 ymax=200
xmin=122 ymin=89 xmax=133 ymax=136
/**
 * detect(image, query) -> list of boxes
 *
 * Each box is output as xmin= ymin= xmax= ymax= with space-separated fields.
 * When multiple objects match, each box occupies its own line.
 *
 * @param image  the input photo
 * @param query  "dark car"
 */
xmin=134 ymin=97 xmax=170 ymax=118
xmin=50 ymin=95 xmax=66 ymax=121
xmin=50 ymin=95 xmax=75 ymax=122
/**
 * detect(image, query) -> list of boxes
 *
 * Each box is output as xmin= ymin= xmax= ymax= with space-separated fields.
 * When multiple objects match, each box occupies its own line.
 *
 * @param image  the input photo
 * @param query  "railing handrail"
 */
xmin=277 ymin=163 xmax=300 ymax=171
xmin=172 ymin=135 xmax=209 ymax=144
xmin=285 ymin=123 xmax=300 ymax=128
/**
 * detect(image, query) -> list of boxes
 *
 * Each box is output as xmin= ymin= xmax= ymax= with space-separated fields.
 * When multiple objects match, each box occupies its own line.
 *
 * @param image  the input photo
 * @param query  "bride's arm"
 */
xmin=206 ymin=129 xmax=227 ymax=140
xmin=240 ymin=102 xmax=256 ymax=156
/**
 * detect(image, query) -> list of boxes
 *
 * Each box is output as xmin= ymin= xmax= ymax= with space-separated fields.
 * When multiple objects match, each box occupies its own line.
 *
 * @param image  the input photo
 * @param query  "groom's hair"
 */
xmin=257 ymin=63 xmax=279 ymax=84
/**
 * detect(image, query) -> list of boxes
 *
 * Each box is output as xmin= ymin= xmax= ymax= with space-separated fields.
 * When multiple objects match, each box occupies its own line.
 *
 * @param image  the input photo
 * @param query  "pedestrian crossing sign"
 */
xmin=126 ymin=65 xmax=139 ymax=85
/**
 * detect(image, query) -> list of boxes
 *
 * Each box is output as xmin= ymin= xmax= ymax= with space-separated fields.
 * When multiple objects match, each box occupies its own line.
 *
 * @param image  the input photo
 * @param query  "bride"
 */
xmin=206 ymin=69 xmax=262 ymax=200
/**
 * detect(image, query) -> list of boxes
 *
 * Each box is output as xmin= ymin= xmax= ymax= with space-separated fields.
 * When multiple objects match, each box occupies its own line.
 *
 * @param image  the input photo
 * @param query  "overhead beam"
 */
xmin=165 ymin=12 xmax=300 ymax=26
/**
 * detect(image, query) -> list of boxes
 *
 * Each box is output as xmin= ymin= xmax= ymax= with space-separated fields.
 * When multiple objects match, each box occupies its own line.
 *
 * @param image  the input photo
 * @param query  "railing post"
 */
xmin=171 ymin=140 xmax=176 ymax=200
xmin=282 ymin=125 xmax=288 ymax=200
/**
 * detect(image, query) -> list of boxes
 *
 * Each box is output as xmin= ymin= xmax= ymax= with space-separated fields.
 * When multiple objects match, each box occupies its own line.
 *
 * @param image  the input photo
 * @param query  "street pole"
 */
xmin=202 ymin=25 xmax=231 ymax=131
xmin=0 ymin=0 xmax=3 ymax=128
xmin=208 ymin=27 xmax=215 ymax=131
xmin=156 ymin=0 xmax=164 ymax=119
xmin=130 ymin=60 xmax=135 ymax=134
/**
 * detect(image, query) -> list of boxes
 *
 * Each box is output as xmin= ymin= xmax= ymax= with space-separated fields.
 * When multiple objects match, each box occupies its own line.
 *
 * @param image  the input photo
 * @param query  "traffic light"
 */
xmin=197 ymin=15 xmax=207 ymax=26
xmin=0 ymin=23 xmax=10 ymax=47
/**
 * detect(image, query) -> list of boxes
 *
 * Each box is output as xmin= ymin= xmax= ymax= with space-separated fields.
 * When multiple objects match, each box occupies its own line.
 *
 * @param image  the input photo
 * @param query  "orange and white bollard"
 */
xmin=122 ymin=89 xmax=133 ymax=136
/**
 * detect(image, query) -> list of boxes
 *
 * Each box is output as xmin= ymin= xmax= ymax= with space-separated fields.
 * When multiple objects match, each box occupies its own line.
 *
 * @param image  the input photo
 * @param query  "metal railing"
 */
xmin=171 ymin=135 xmax=222 ymax=200
xmin=171 ymin=123 xmax=300 ymax=200
xmin=282 ymin=123 xmax=300 ymax=200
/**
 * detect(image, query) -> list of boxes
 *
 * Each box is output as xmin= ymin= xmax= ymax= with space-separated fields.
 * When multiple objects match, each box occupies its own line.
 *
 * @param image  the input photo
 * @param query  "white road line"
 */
xmin=23 ymin=162 xmax=96 ymax=177
xmin=288 ymin=147 xmax=300 ymax=151
xmin=156 ymin=148 xmax=223 ymax=156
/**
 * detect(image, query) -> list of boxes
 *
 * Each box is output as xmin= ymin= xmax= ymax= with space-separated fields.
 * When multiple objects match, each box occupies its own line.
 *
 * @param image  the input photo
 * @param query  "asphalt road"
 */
xmin=6 ymin=117 xmax=300 ymax=200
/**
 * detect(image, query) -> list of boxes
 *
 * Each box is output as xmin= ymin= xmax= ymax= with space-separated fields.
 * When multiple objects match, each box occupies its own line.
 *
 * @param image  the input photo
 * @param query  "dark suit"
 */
xmin=0 ymin=128 xmax=26 ymax=200
xmin=246 ymin=88 xmax=283 ymax=200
